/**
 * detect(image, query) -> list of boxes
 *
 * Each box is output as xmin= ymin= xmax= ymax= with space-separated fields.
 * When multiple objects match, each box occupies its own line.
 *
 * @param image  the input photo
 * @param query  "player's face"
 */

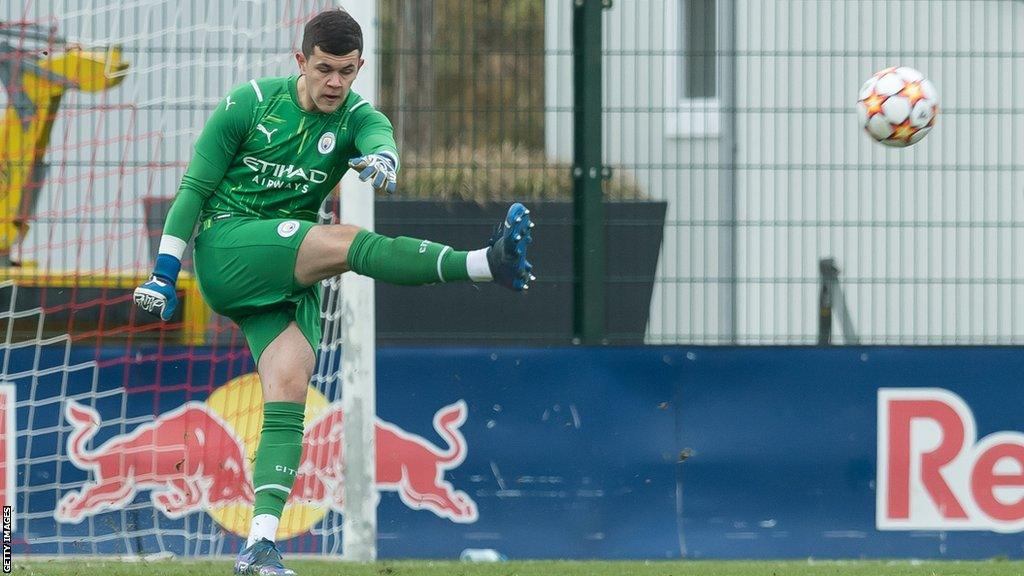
xmin=296 ymin=46 xmax=363 ymax=113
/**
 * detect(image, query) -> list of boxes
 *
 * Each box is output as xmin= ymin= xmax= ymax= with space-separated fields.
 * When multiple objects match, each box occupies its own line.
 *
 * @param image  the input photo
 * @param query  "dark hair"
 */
xmin=301 ymin=9 xmax=362 ymax=57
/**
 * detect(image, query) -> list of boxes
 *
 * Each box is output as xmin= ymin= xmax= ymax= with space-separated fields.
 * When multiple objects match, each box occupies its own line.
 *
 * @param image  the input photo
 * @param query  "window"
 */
xmin=683 ymin=0 xmax=717 ymax=99
xmin=665 ymin=0 xmax=720 ymax=137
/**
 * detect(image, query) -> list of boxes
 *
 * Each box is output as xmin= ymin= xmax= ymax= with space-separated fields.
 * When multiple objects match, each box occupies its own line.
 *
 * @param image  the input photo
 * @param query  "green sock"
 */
xmin=252 ymin=401 xmax=305 ymax=518
xmin=347 ymin=230 xmax=470 ymax=284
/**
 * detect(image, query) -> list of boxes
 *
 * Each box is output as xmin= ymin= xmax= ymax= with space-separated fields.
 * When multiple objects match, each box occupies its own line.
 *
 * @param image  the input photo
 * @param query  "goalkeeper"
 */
xmin=133 ymin=8 xmax=533 ymax=576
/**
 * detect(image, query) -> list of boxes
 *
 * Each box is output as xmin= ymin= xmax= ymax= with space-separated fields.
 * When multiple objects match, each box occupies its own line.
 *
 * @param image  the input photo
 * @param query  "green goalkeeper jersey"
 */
xmin=179 ymin=76 xmax=398 ymax=223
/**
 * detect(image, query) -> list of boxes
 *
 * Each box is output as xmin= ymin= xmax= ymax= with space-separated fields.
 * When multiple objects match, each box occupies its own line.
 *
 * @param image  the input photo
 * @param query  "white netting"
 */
xmin=2 ymin=0 xmax=365 ymax=560
xmin=4 ymin=0 xmax=337 ymax=272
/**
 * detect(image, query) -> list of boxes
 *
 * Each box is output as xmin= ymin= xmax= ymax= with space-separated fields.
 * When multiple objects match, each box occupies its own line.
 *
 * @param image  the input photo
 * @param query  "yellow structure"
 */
xmin=0 ymin=267 xmax=210 ymax=345
xmin=0 ymin=45 xmax=128 ymax=259
xmin=0 ymin=42 xmax=210 ymax=344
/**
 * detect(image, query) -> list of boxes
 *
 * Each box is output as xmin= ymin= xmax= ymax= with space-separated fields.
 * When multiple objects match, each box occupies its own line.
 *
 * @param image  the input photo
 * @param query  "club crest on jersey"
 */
xmin=318 ymin=132 xmax=336 ymax=154
xmin=277 ymin=220 xmax=300 ymax=238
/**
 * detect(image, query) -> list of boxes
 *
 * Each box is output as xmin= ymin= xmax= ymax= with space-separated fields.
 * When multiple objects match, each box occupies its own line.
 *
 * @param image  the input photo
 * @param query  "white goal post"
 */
xmin=336 ymin=0 xmax=378 ymax=563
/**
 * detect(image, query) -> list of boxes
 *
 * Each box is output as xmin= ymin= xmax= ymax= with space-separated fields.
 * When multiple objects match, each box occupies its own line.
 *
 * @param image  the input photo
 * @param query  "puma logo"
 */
xmin=256 ymin=123 xmax=278 ymax=143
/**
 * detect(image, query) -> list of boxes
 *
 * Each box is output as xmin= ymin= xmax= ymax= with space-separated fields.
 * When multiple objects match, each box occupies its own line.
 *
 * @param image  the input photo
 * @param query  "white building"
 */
xmin=547 ymin=0 xmax=1024 ymax=344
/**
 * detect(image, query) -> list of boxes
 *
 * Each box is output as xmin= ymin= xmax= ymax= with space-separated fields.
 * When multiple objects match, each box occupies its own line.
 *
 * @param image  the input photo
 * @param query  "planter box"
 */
xmin=375 ymin=200 xmax=666 ymax=345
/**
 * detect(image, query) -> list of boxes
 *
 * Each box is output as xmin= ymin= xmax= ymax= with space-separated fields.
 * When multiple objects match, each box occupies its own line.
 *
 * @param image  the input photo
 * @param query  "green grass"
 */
xmin=14 ymin=560 xmax=1024 ymax=576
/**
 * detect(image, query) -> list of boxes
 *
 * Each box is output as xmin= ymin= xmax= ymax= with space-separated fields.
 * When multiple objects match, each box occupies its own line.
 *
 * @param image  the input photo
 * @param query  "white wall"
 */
xmin=546 ymin=0 xmax=727 ymax=344
xmin=546 ymin=0 xmax=1024 ymax=344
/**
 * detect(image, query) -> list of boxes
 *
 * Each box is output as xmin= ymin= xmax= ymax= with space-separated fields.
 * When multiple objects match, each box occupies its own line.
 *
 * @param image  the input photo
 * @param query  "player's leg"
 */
xmin=233 ymin=320 xmax=314 ymax=576
xmin=256 ymin=321 xmax=314 ymax=403
xmin=293 ymin=202 xmax=534 ymax=291
xmin=193 ymin=221 xmax=315 ymax=576
xmin=248 ymin=321 xmax=313 ymax=538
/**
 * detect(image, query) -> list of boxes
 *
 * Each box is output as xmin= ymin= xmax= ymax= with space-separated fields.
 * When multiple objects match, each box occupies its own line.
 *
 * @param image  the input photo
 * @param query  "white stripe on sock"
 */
xmin=436 ymin=245 xmax=453 ymax=282
xmin=254 ymin=483 xmax=291 ymax=494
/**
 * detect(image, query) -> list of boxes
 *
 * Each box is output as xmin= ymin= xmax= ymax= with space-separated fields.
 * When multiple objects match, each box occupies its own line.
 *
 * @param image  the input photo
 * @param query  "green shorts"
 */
xmin=193 ymin=215 xmax=320 ymax=364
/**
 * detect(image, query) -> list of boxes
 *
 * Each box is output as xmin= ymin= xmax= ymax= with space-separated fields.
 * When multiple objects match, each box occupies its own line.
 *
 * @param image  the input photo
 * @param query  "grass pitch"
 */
xmin=14 ymin=559 xmax=1024 ymax=576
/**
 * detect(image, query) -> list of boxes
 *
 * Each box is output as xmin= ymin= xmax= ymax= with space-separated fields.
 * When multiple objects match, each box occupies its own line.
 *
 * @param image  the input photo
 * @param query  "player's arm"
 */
xmin=348 ymin=103 xmax=400 ymax=194
xmin=134 ymin=82 xmax=256 ymax=320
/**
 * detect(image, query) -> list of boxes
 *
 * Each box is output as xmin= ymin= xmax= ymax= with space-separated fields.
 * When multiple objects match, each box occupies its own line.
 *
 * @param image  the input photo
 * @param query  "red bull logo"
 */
xmin=290 ymin=399 xmax=477 ymax=523
xmin=56 ymin=400 xmax=253 ymax=523
xmin=56 ymin=374 xmax=478 ymax=536
xmin=878 ymin=388 xmax=1024 ymax=532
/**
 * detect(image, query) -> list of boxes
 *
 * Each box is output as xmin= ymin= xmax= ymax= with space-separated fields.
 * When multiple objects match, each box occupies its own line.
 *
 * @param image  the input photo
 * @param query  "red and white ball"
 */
xmin=857 ymin=66 xmax=938 ymax=147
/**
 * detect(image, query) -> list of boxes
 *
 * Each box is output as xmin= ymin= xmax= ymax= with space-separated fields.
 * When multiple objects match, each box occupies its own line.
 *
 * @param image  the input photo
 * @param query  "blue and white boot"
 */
xmin=486 ymin=202 xmax=535 ymax=291
xmin=234 ymin=538 xmax=296 ymax=576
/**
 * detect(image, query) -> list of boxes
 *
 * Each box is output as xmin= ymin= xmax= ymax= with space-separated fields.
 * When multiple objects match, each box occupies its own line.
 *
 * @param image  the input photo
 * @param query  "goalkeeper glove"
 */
xmin=348 ymin=151 xmax=398 ymax=194
xmin=133 ymin=253 xmax=181 ymax=321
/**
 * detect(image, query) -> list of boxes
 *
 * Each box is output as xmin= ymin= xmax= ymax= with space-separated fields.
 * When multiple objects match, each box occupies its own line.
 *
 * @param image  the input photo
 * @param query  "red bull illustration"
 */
xmin=290 ymin=399 xmax=478 ymax=523
xmin=878 ymin=388 xmax=1024 ymax=532
xmin=56 ymin=400 xmax=253 ymax=523
xmin=56 ymin=376 xmax=478 ymax=535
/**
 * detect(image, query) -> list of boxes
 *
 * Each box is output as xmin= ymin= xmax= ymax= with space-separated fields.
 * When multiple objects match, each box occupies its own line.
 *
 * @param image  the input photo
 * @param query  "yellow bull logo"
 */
xmin=0 ymin=24 xmax=128 ymax=263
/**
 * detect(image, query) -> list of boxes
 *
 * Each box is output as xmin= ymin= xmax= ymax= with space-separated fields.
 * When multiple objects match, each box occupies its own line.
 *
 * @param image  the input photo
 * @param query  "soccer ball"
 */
xmin=857 ymin=66 xmax=938 ymax=147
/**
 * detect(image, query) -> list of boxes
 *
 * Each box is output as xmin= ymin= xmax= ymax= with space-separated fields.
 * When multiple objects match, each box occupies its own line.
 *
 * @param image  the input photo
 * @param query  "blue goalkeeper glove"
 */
xmin=133 ymin=254 xmax=181 ymax=321
xmin=348 ymin=151 xmax=398 ymax=194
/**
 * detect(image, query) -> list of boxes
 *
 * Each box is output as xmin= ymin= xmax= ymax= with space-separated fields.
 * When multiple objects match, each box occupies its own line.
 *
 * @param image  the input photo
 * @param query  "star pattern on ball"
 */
xmin=891 ymin=120 xmax=917 ymax=143
xmin=900 ymin=81 xmax=925 ymax=105
xmin=864 ymin=93 xmax=885 ymax=116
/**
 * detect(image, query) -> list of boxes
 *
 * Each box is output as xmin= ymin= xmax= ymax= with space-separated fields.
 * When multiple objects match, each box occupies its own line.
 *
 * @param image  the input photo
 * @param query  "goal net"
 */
xmin=0 ymin=0 xmax=377 ymax=560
